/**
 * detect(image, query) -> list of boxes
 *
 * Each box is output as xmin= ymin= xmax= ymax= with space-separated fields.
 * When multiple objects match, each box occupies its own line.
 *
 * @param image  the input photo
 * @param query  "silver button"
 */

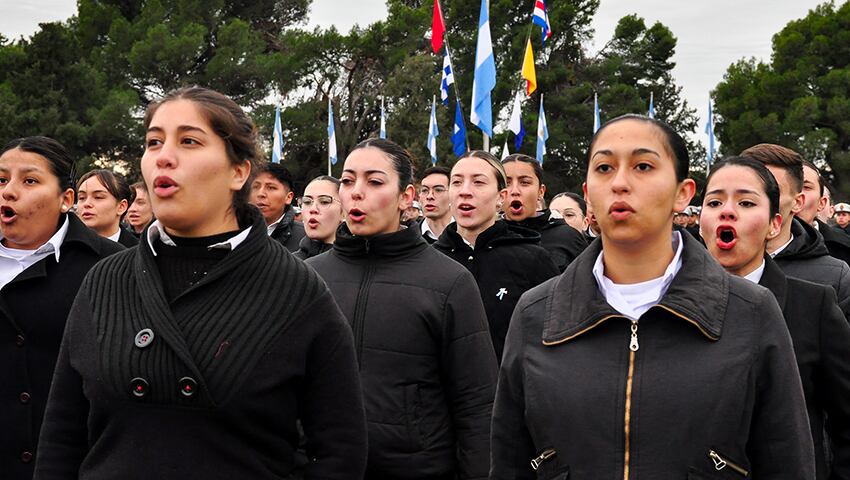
xmin=134 ymin=329 xmax=155 ymax=348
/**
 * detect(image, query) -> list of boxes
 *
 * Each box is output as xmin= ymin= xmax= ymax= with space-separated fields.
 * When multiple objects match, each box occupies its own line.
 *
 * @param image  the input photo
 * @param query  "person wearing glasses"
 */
xmin=295 ymin=175 xmax=344 ymax=260
xmin=418 ymin=166 xmax=452 ymax=244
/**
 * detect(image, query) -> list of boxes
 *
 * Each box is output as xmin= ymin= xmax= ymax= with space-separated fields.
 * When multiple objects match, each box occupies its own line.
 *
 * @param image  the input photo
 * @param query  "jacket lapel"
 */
xmin=758 ymin=256 xmax=788 ymax=314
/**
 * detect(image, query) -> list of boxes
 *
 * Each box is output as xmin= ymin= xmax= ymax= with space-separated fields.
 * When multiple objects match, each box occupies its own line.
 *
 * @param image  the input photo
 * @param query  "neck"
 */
xmin=601 ymin=230 xmax=675 ymax=284
xmin=97 ymin=223 xmax=121 ymax=238
xmin=165 ymin=213 xmax=240 ymax=238
xmin=766 ymin=220 xmax=793 ymax=254
xmin=426 ymin=214 xmax=451 ymax=236
xmin=265 ymin=209 xmax=286 ymax=226
xmin=457 ymin=219 xmax=495 ymax=248
xmin=727 ymin=256 xmax=764 ymax=278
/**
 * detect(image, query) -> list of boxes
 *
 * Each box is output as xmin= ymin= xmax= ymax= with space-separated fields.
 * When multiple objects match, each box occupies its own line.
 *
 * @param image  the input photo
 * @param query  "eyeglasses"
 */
xmin=419 ymin=186 xmax=448 ymax=196
xmin=300 ymin=195 xmax=340 ymax=209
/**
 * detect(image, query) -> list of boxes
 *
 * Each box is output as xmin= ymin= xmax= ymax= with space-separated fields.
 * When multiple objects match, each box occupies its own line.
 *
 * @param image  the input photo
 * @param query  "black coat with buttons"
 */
xmin=34 ymin=211 xmax=367 ymax=480
xmin=0 ymin=213 xmax=123 ymax=480
xmin=503 ymin=209 xmax=587 ymax=272
xmin=433 ymin=221 xmax=559 ymax=360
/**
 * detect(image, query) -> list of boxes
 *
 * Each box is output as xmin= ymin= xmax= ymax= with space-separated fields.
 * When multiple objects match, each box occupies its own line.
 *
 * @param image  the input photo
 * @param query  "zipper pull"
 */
xmin=709 ymin=450 xmax=727 ymax=471
xmin=530 ymin=448 xmax=556 ymax=470
xmin=629 ymin=320 xmax=639 ymax=352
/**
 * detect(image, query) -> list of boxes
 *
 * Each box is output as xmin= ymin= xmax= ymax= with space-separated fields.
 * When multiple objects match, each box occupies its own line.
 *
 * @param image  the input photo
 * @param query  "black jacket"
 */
xmin=306 ymin=224 xmax=497 ymax=479
xmin=270 ymin=208 xmax=306 ymax=253
xmin=817 ymin=219 xmax=850 ymax=266
xmin=34 ymin=211 xmax=367 ymax=480
xmin=1 ymin=214 xmax=124 ymax=480
xmin=491 ymin=232 xmax=814 ymax=479
xmin=293 ymin=235 xmax=332 ymax=260
xmin=504 ymin=209 xmax=587 ymax=272
xmin=116 ymin=227 xmax=139 ymax=248
xmin=433 ymin=221 xmax=559 ymax=360
xmin=759 ymin=256 xmax=850 ymax=480
xmin=774 ymin=217 xmax=850 ymax=318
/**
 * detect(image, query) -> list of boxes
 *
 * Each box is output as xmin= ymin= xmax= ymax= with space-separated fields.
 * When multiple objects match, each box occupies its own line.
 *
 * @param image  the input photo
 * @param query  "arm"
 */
xmin=816 ymin=288 xmax=850 ymax=480
xmin=33 ymin=290 xmax=93 ymax=480
xmin=300 ymin=291 xmax=368 ymax=480
xmin=746 ymin=290 xmax=816 ymax=479
xmin=442 ymin=272 xmax=498 ymax=480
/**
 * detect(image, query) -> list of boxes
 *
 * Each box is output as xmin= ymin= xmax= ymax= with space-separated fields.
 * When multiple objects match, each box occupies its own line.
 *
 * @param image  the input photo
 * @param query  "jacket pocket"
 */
xmin=687 ymin=449 xmax=750 ymax=479
xmin=531 ymin=448 xmax=569 ymax=480
xmin=403 ymin=383 xmax=424 ymax=452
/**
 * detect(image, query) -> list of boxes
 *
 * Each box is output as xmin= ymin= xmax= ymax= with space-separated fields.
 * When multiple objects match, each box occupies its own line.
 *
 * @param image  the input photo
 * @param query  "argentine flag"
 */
xmin=470 ymin=0 xmax=496 ymax=138
xmin=328 ymin=97 xmax=337 ymax=166
xmin=272 ymin=105 xmax=283 ymax=163
xmin=427 ymin=96 xmax=439 ymax=165
xmin=380 ymin=97 xmax=387 ymax=139
xmin=705 ymin=99 xmax=716 ymax=168
xmin=536 ymin=95 xmax=548 ymax=164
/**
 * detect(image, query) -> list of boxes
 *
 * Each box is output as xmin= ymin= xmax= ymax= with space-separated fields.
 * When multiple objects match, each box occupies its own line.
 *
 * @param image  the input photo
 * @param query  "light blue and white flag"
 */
xmin=440 ymin=52 xmax=454 ymax=105
xmin=705 ymin=99 xmax=716 ymax=168
xmin=380 ymin=97 xmax=387 ymax=139
xmin=272 ymin=105 xmax=284 ymax=163
xmin=427 ymin=96 xmax=439 ymax=165
xmin=536 ymin=94 xmax=548 ymax=164
xmin=470 ymin=0 xmax=496 ymax=137
xmin=328 ymin=97 xmax=337 ymax=170
xmin=593 ymin=93 xmax=601 ymax=134
xmin=508 ymin=91 xmax=525 ymax=151
xmin=647 ymin=92 xmax=656 ymax=119
xmin=452 ymin=102 xmax=467 ymax=157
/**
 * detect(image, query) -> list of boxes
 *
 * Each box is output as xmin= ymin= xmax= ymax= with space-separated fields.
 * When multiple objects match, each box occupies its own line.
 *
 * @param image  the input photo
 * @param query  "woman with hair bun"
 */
xmin=35 ymin=87 xmax=367 ymax=480
xmin=307 ymin=138 xmax=497 ymax=480
xmin=0 ymin=136 xmax=123 ymax=480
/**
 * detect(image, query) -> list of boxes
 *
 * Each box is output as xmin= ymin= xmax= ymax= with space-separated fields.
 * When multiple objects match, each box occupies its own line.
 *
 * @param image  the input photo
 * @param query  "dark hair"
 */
xmin=1 ymin=136 xmax=76 ymax=191
xmin=801 ymin=159 xmax=824 ymax=197
xmin=257 ymin=162 xmax=295 ymax=191
xmin=307 ymin=175 xmax=341 ymax=191
xmin=552 ymin=192 xmax=587 ymax=216
xmin=739 ymin=144 xmax=804 ymax=194
xmin=349 ymin=138 xmax=415 ymax=191
xmin=420 ymin=166 xmax=450 ymax=183
xmin=458 ymin=150 xmax=508 ymax=190
xmin=78 ymin=169 xmax=132 ymax=202
xmin=705 ymin=156 xmax=780 ymax=219
xmin=502 ymin=153 xmax=544 ymax=185
xmin=144 ymin=86 xmax=263 ymax=222
xmin=130 ymin=181 xmax=147 ymax=203
xmin=588 ymin=114 xmax=690 ymax=182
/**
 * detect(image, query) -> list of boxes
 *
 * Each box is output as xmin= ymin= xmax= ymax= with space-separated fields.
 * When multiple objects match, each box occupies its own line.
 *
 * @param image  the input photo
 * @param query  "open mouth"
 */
xmin=509 ymin=200 xmax=523 ymax=215
xmin=0 ymin=206 xmax=17 ymax=223
xmin=716 ymin=226 xmax=737 ymax=250
xmin=348 ymin=208 xmax=366 ymax=222
xmin=153 ymin=176 xmax=178 ymax=197
xmin=457 ymin=203 xmax=475 ymax=215
xmin=307 ymin=218 xmax=320 ymax=228
xmin=609 ymin=201 xmax=635 ymax=221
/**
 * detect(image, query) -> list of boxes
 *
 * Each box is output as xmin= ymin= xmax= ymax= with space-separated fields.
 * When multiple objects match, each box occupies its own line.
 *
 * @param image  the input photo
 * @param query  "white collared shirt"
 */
xmin=742 ymin=259 xmax=766 ymax=284
xmin=769 ymin=234 xmax=795 ymax=258
xmin=0 ymin=216 xmax=70 ymax=291
xmin=592 ymin=231 xmax=684 ymax=321
xmin=421 ymin=217 xmax=453 ymax=242
xmin=146 ymin=220 xmax=252 ymax=257
xmin=106 ymin=228 xmax=121 ymax=242
xmin=266 ymin=212 xmax=287 ymax=236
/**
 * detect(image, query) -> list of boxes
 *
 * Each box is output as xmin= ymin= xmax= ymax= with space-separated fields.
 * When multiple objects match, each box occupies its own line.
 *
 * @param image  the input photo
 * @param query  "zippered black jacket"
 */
xmin=293 ymin=236 xmax=332 ymax=260
xmin=270 ymin=208 xmax=306 ymax=253
xmin=491 ymin=232 xmax=814 ymax=479
xmin=433 ymin=221 xmax=559 ymax=360
xmin=504 ymin=209 xmax=587 ymax=272
xmin=307 ymin=224 xmax=498 ymax=479
xmin=759 ymin=256 xmax=850 ymax=480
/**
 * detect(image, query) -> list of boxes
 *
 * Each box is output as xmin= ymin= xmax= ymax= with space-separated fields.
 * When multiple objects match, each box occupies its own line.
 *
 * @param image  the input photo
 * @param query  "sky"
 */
xmin=0 ymin=0 xmax=829 ymax=145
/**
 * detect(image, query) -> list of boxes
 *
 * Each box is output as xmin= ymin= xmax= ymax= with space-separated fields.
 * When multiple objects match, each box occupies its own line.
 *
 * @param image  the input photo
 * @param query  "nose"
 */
xmin=508 ymin=182 xmax=521 ymax=196
xmin=154 ymin=141 xmax=177 ymax=169
xmin=719 ymin=206 xmax=736 ymax=221
xmin=349 ymin=179 xmax=364 ymax=201
xmin=610 ymin=167 xmax=630 ymax=194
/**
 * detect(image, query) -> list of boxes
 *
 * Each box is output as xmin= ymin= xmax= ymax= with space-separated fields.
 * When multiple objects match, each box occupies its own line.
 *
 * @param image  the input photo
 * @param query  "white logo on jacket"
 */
xmin=496 ymin=288 xmax=508 ymax=300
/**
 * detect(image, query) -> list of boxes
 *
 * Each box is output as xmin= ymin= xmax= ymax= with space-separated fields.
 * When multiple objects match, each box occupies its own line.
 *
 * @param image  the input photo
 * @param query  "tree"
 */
xmin=713 ymin=1 xmax=850 ymax=196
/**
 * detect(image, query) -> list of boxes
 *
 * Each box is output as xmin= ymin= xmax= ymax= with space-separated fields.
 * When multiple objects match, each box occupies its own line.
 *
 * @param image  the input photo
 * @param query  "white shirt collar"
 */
xmin=592 ymin=231 xmax=684 ymax=321
xmin=146 ymin=220 xmax=252 ymax=257
xmin=421 ymin=217 xmax=453 ymax=241
xmin=266 ymin=211 xmax=287 ymax=236
xmin=107 ymin=228 xmax=122 ymax=242
xmin=742 ymin=259 xmax=766 ymax=284
xmin=769 ymin=234 xmax=794 ymax=258
xmin=0 ymin=215 xmax=69 ymax=263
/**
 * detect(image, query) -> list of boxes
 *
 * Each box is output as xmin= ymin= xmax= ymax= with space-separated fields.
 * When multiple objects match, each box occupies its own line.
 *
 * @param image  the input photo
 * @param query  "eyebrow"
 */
xmin=0 ymin=166 xmax=44 ymax=174
xmin=591 ymin=148 xmax=661 ymax=160
xmin=146 ymin=125 xmax=208 ymax=135
xmin=705 ymin=188 xmax=761 ymax=196
xmin=343 ymin=169 xmax=388 ymax=176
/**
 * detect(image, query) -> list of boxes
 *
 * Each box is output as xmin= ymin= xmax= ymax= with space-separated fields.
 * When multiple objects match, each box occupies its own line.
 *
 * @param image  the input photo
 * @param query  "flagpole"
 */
xmin=440 ymin=9 xmax=469 ymax=153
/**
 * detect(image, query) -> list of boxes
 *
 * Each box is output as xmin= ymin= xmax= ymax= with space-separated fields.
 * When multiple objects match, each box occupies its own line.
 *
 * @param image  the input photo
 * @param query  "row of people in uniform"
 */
xmin=2 ymin=85 xmax=850 ymax=479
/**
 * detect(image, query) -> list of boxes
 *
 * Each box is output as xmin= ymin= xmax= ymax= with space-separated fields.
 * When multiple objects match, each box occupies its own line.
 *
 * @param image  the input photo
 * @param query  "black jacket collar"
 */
xmin=776 ymin=217 xmax=829 ymax=260
xmin=541 ymin=231 xmax=728 ymax=345
xmin=505 ymin=209 xmax=564 ymax=232
xmin=758 ymin=255 xmax=788 ymax=313
xmin=297 ymin=236 xmax=332 ymax=258
xmin=434 ymin=221 xmax=541 ymax=252
xmin=332 ymin=223 xmax=428 ymax=258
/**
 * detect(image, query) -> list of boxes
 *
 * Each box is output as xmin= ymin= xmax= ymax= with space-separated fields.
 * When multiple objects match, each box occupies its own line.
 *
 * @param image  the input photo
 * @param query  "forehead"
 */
xmin=592 ymin=120 xmax=670 ymax=157
xmin=422 ymin=173 xmax=448 ymax=185
xmin=451 ymin=157 xmax=495 ymax=179
xmin=255 ymin=172 xmax=287 ymax=188
xmin=79 ymin=175 xmax=107 ymax=191
xmin=708 ymin=165 xmax=764 ymax=192
xmin=304 ymin=180 xmax=338 ymax=196
xmin=550 ymin=195 xmax=580 ymax=211
xmin=503 ymin=161 xmax=537 ymax=178
xmin=148 ymin=99 xmax=210 ymax=130
xmin=344 ymin=147 xmax=396 ymax=177
xmin=802 ymin=165 xmax=819 ymax=184
xmin=0 ymin=148 xmax=53 ymax=173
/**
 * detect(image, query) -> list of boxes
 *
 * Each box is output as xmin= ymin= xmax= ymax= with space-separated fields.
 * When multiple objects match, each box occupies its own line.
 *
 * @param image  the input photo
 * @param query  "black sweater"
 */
xmin=34 ymin=211 xmax=367 ymax=480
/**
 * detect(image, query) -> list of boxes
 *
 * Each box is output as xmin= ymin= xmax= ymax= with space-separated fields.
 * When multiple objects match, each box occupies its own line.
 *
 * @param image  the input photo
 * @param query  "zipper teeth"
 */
xmin=542 ymin=315 xmax=622 ymax=346
xmin=353 ymin=265 xmax=374 ymax=368
xmin=623 ymin=348 xmax=636 ymax=480
xmin=654 ymin=304 xmax=718 ymax=341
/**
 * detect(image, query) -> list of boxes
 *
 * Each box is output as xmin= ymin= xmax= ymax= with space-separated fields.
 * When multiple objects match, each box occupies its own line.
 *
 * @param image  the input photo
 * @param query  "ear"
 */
xmin=498 ymin=189 xmax=508 ymax=211
xmin=284 ymin=190 xmax=295 ymax=206
xmin=116 ymin=199 xmax=129 ymax=216
xmin=818 ymin=194 xmax=829 ymax=213
xmin=539 ymin=183 xmax=547 ymax=199
xmin=398 ymin=184 xmax=415 ymax=212
xmin=582 ymin=182 xmax=588 ymax=202
xmin=230 ymin=160 xmax=252 ymax=192
xmin=767 ymin=213 xmax=783 ymax=240
xmin=60 ymin=188 xmax=75 ymax=213
xmin=673 ymin=178 xmax=697 ymax=214
xmin=790 ymin=191 xmax=805 ymax=215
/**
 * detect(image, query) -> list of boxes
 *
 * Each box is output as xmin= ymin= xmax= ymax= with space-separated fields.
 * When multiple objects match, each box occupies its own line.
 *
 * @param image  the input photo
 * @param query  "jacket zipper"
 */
xmin=530 ymin=448 xmax=556 ymax=470
xmin=709 ymin=450 xmax=749 ymax=477
xmin=623 ymin=319 xmax=638 ymax=480
xmin=352 ymin=247 xmax=375 ymax=369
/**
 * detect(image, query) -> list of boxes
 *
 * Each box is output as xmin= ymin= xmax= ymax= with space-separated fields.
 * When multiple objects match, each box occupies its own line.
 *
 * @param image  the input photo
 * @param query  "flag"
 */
xmin=440 ymin=52 xmax=454 ymax=105
xmin=451 ymin=101 xmax=467 ymax=157
xmin=328 ymin=97 xmax=337 ymax=167
xmin=427 ymin=96 xmax=439 ymax=165
xmin=593 ymin=93 xmax=601 ymax=134
xmin=647 ymin=92 xmax=655 ymax=119
xmin=705 ymin=99 xmax=716 ymax=168
xmin=380 ymin=98 xmax=387 ymax=139
xmin=501 ymin=138 xmax=510 ymax=160
xmin=532 ymin=0 xmax=552 ymax=47
xmin=470 ymin=0 xmax=496 ymax=137
xmin=272 ymin=105 xmax=283 ymax=163
xmin=508 ymin=91 xmax=525 ymax=151
xmin=431 ymin=0 xmax=445 ymax=54
xmin=521 ymin=38 xmax=537 ymax=95
xmin=536 ymin=94 xmax=548 ymax=164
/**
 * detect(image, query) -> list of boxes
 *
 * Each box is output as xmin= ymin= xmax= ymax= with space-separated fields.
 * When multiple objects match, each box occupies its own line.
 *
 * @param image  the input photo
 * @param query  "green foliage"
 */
xmin=714 ymin=1 xmax=850 ymax=196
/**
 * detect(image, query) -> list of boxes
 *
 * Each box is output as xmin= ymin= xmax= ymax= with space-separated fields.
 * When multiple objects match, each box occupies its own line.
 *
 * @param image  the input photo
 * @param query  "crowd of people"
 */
xmin=3 ymin=86 xmax=850 ymax=479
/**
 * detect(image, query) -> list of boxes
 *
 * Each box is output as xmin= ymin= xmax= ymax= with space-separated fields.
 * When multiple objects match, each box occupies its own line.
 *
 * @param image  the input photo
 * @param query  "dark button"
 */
xmin=20 ymin=451 xmax=32 ymax=463
xmin=179 ymin=377 xmax=197 ymax=397
xmin=19 ymin=392 xmax=30 ymax=404
xmin=130 ymin=377 xmax=149 ymax=398
xmin=134 ymin=328 xmax=155 ymax=348
xmin=15 ymin=335 xmax=25 ymax=347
